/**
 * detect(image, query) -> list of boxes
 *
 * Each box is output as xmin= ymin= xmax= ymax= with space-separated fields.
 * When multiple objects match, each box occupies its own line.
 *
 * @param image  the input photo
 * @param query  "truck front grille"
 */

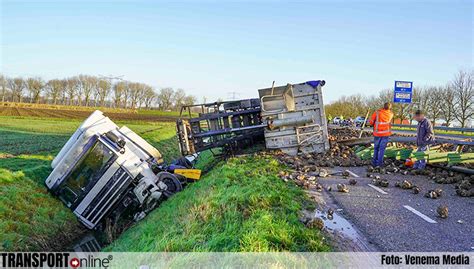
xmin=80 ymin=167 xmax=133 ymax=228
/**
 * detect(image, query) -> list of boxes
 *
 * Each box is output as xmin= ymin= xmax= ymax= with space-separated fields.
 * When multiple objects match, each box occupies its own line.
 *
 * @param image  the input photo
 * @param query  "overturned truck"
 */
xmin=177 ymin=80 xmax=329 ymax=156
xmin=45 ymin=111 xmax=197 ymax=229
xmin=46 ymin=80 xmax=328 ymax=230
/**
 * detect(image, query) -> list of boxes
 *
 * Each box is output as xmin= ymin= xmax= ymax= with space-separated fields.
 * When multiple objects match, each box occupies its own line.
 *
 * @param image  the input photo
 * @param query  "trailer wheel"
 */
xmin=158 ymin=172 xmax=183 ymax=197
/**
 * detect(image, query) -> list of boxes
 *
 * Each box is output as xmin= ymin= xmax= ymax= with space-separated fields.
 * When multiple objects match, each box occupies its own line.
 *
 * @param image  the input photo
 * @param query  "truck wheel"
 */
xmin=158 ymin=172 xmax=183 ymax=197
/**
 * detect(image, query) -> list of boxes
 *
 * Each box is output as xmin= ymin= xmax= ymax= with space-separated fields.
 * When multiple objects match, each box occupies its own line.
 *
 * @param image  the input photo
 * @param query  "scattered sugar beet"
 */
xmin=271 ymin=128 xmax=473 ymax=198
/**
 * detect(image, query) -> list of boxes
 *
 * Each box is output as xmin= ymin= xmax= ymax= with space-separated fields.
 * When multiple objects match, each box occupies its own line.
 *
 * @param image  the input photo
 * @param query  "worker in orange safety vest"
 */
xmin=369 ymin=102 xmax=393 ymax=167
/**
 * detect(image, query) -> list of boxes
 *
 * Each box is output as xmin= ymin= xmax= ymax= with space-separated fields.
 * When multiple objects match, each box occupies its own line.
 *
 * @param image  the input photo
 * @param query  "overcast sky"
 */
xmin=1 ymin=0 xmax=472 ymax=103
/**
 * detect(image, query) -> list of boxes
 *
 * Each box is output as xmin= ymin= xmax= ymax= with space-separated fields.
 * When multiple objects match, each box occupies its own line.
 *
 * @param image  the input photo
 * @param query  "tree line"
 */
xmin=325 ymin=70 xmax=474 ymax=128
xmin=0 ymin=74 xmax=198 ymax=110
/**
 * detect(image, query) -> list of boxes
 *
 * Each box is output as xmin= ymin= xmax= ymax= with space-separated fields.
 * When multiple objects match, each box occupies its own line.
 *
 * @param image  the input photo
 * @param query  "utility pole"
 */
xmin=227 ymin=91 xmax=240 ymax=100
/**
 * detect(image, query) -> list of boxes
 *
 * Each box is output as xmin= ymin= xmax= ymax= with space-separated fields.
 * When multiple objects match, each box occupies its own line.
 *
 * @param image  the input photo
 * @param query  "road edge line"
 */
xmin=403 ymin=205 xmax=437 ymax=224
xmin=367 ymin=184 xmax=388 ymax=194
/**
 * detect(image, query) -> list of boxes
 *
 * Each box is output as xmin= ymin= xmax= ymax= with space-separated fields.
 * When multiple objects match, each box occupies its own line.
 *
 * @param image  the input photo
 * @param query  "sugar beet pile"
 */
xmin=272 ymin=128 xmax=474 ymax=198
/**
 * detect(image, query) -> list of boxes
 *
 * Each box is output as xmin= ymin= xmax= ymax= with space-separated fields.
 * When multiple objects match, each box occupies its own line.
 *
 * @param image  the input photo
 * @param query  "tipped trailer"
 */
xmin=45 ymin=80 xmax=328 ymax=229
xmin=258 ymin=80 xmax=329 ymax=155
xmin=46 ymin=111 xmax=199 ymax=229
xmin=177 ymin=80 xmax=329 ymax=156
xmin=176 ymin=99 xmax=265 ymax=155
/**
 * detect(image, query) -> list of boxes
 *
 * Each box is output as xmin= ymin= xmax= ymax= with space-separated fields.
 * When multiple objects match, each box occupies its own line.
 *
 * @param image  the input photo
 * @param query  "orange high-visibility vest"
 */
xmin=370 ymin=109 xmax=393 ymax=137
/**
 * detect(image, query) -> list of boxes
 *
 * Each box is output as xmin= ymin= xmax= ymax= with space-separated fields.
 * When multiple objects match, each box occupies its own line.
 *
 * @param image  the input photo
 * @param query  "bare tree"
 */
xmin=173 ymin=88 xmax=186 ymax=110
xmin=426 ymin=86 xmax=443 ymax=126
xmin=113 ymin=81 xmax=127 ymax=108
xmin=65 ymin=77 xmax=78 ymax=105
xmin=364 ymin=95 xmax=380 ymax=114
xmin=142 ymin=85 xmax=156 ymax=109
xmin=47 ymin=79 xmax=64 ymax=105
xmin=96 ymin=79 xmax=111 ymax=107
xmin=26 ymin=77 xmax=45 ymax=103
xmin=451 ymin=70 xmax=474 ymax=128
xmin=8 ymin=77 xmax=25 ymax=103
xmin=78 ymin=75 xmax=97 ymax=107
xmin=122 ymin=82 xmax=131 ymax=109
xmin=0 ymin=74 xmax=8 ymax=102
xmin=439 ymin=85 xmax=456 ymax=126
xmin=183 ymin=95 xmax=197 ymax=106
xmin=128 ymin=82 xmax=143 ymax=109
xmin=158 ymin=88 xmax=174 ymax=111
xmin=415 ymin=87 xmax=430 ymax=112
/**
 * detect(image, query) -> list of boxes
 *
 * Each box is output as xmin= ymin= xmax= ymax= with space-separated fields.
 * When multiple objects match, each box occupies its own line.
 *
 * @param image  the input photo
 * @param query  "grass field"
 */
xmin=106 ymin=154 xmax=329 ymax=252
xmin=0 ymin=101 xmax=193 ymax=122
xmin=0 ymin=109 xmax=328 ymax=252
xmin=0 ymin=114 xmax=180 ymax=251
xmin=391 ymin=126 xmax=473 ymax=137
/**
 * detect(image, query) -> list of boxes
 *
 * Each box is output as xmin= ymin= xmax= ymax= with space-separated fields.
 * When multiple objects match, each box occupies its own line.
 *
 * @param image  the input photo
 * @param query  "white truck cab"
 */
xmin=46 ymin=111 xmax=183 ymax=229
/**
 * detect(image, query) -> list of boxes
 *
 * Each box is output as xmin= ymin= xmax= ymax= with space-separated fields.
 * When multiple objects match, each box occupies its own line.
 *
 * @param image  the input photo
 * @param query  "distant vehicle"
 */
xmin=354 ymin=116 xmax=367 ymax=127
xmin=340 ymin=118 xmax=354 ymax=127
xmin=332 ymin=117 xmax=342 ymax=124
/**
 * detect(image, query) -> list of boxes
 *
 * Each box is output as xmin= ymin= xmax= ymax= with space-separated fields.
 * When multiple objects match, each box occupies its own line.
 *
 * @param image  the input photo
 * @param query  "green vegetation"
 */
xmin=391 ymin=126 xmax=473 ymax=137
xmin=0 ymin=113 xmax=328 ymax=252
xmin=0 ymin=116 xmax=180 ymax=251
xmin=107 ymin=155 xmax=329 ymax=252
xmin=0 ymin=168 xmax=82 ymax=251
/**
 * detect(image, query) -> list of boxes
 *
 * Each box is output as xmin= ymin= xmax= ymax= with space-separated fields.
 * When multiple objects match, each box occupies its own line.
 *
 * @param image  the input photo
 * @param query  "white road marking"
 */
xmin=346 ymin=170 xmax=360 ymax=178
xmin=368 ymin=184 xmax=388 ymax=194
xmin=403 ymin=205 xmax=437 ymax=224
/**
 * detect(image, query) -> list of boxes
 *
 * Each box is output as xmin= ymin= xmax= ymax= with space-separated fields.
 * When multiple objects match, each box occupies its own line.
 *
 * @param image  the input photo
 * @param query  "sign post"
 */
xmin=393 ymin=81 xmax=413 ymax=103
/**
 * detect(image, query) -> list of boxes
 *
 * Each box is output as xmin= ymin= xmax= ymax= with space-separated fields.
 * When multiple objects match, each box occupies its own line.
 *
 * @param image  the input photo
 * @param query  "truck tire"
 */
xmin=157 ymin=172 xmax=183 ymax=197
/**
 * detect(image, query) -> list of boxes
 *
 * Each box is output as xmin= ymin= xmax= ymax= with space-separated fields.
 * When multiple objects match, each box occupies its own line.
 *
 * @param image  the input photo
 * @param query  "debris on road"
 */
xmin=337 ymin=184 xmax=349 ymax=193
xmin=425 ymin=190 xmax=439 ymax=199
xmin=372 ymin=178 xmax=389 ymax=188
xmin=306 ymin=217 xmax=325 ymax=230
xmin=412 ymin=186 xmax=421 ymax=194
xmin=319 ymin=169 xmax=330 ymax=178
xmin=395 ymin=180 xmax=414 ymax=189
xmin=456 ymin=180 xmax=474 ymax=197
xmin=425 ymin=188 xmax=443 ymax=199
xmin=327 ymin=208 xmax=335 ymax=219
xmin=437 ymin=205 xmax=449 ymax=219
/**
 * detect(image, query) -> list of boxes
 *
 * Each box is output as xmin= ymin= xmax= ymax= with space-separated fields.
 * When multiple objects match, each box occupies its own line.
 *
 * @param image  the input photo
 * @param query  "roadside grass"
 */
xmin=1 ymin=116 xmax=328 ymax=252
xmin=391 ymin=126 xmax=473 ymax=137
xmin=0 ymin=168 xmax=83 ymax=251
xmin=106 ymin=154 xmax=330 ymax=252
xmin=0 ymin=116 xmax=180 ymax=251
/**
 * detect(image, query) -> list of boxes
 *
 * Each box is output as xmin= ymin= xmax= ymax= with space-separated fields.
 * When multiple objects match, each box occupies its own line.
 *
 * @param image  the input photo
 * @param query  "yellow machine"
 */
xmin=174 ymin=168 xmax=202 ymax=180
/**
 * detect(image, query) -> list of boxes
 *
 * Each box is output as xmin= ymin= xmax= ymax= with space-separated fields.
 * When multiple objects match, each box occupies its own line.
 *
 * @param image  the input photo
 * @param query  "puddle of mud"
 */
xmin=314 ymin=209 xmax=360 ymax=240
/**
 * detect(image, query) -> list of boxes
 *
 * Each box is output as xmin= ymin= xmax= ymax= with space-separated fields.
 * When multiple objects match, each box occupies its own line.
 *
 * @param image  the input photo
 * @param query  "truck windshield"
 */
xmin=58 ymin=140 xmax=116 ymax=207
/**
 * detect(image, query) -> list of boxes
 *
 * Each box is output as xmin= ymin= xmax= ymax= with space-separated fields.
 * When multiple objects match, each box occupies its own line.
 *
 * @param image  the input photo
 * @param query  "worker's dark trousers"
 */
xmin=372 ymin=136 xmax=389 ymax=167
xmin=414 ymin=145 xmax=429 ymax=169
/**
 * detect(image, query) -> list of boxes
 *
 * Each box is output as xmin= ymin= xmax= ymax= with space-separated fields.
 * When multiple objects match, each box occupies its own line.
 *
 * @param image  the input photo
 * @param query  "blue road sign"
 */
xmin=394 ymin=81 xmax=413 ymax=103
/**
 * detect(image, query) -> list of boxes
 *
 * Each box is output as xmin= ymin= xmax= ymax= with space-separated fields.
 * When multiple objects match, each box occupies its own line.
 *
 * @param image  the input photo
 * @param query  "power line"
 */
xmin=227 ymin=91 xmax=240 ymax=100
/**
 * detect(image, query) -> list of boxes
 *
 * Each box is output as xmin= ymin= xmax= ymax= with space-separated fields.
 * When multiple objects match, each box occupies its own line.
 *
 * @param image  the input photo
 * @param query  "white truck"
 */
xmin=45 ymin=111 xmax=194 ymax=229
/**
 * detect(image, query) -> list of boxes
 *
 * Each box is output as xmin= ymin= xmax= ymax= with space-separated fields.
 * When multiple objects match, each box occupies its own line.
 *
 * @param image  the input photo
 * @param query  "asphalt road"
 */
xmin=318 ymin=166 xmax=474 ymax=252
